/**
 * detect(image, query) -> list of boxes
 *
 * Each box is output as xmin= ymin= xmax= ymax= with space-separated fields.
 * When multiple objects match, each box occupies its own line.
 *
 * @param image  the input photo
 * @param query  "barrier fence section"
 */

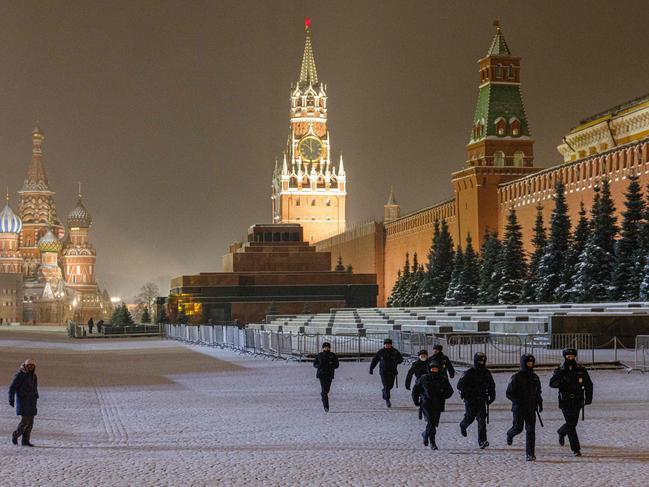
xmin=166 ymin=325 xmax=597 ymax=366
xmin=67 ymin=322 xmax=164 ymax=338
xmin=636 ymin=335 xmax=649 ymax=371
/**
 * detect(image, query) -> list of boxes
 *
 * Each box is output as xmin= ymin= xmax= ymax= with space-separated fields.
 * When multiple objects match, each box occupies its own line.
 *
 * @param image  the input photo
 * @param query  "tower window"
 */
xmin=295 ymin=198 xmax=300 ymax=206
xmin=311 ymin=199 xmax=316 ymax=206
xmin=513 ymin=151 xmax=525 ymax=167
xmin=493 ymin=151 xmax=505 ymax=167
xmin=326 ymin=199 xmax=331 ymax=207
xmin=495 ymin=118 xmax=506 ymax=137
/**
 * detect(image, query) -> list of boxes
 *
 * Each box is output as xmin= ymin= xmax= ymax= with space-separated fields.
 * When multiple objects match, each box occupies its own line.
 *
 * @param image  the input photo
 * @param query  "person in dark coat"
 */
xmin=87 ymin=317 xmax=94 ymax=334
xmin=412 ymin=360 xmax=454 ymax=450
xmin=8 ymin=359 xmax=39 ymax=447
xmin=313 ymin=342 xmax=339 ymax=412
xmin=369 ymin=338 xmax=403 ymax=408
xmin=549 ymin=348 xmax=593 ymax=457
xmin=457 ymin=352 xmax=495 ymax=449
xmin=96 ymin=319 xmax=104 ymax=334
xmin=405 ymin=349 xmax=429 ymax=390
xmin=430 ymin=344 xmax=455 ymax=379
xmin=506 ymin=354 xmax=543 ymax=461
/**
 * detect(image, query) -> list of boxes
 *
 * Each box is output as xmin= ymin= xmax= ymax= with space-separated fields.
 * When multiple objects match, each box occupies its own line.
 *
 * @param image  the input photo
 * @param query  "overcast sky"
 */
xmin=2 ymin=1 xmax=648 ymax=300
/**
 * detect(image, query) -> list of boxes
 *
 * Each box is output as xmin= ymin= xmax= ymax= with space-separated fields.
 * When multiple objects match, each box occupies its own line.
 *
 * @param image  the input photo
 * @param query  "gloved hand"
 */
xmin=369 ymin=370 xmax=373 ymax=375
xmin=584 ymin=398 xmax=592 ymax=406
xmin=537 ymin=403 xmax=543 ymax=413
xmin=413 ymin=399 xmax=420 ymax=407
xmin=405 ymin=385 xmax=411 ymax=391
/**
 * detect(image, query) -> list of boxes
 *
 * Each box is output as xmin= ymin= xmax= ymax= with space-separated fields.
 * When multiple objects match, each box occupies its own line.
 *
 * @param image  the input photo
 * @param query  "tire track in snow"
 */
xmin=94 ymin=387 xmax=129 ymax=447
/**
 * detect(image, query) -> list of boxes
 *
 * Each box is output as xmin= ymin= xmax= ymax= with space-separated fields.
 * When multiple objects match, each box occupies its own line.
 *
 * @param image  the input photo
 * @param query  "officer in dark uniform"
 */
xmin=369 ymin=338 xmax=403 ymax=408
xmin=457 ymin=352 xmax=495 ymax=449
xmin=430 ymin=344 xmax=455 ymax=379
xmin=313 ymin=342 xmax=339 ymax=412
xmin=412 ymin=360 xmax=454 ymax=450
xmin=549 ymin=348 xmax=593 ymax=457
xmin=405 ymin=349 xmax=430 ymax=391
xmin=506 ymin=354 xmax=543 ymax=461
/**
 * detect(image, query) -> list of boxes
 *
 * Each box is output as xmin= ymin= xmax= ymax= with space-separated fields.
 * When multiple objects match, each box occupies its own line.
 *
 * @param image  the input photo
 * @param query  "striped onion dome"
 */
xmin=38 ymin=228 xmax=62 ymax=253
xmin=0 ymin=203 xmax=22 ymax=234
xmin=67 ymin=197 xmax=92 ymax=228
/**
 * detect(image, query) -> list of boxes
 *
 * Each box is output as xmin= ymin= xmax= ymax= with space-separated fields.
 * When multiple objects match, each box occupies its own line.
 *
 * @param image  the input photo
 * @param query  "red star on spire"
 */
xmin=305 ymin=17 xmax=311 ymax=30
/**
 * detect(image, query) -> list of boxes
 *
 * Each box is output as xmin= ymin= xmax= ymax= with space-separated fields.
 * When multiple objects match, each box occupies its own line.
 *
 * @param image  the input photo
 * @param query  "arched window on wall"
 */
xmin=495 ymin=117 xmax=506 ymax=137
xmin=493 ymin=151 xmax=505 ymax=167
xmin=510 ymin=118 xmax=521 ymax=136
xmin=513 ymin=151 xmax=524 ymax=167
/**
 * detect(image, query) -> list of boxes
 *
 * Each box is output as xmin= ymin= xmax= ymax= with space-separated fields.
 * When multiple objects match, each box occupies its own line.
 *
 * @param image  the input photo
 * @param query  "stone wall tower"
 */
xmin=383 ymin=187 xmax=401 ymax=222
xmin=271 ymin=18 xmax=346 ymax=243
xmin=18 ymin=126 xmax=64 ymax=276
xmin=451 ymin=22 xmax=541 ymax=248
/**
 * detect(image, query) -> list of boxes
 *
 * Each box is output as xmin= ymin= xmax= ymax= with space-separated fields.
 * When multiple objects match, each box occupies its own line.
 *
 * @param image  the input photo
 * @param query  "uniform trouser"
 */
xmin=14 ymin=415 xmax=34 ymax=443
xmin=422 ymin=407 xmax=442 ymax=442
xmin=558 ymin=407 xmax=581 ymax=452
xmin=507 ymin=409 xmax=536 ymax=456
xmin=380 ymin=373 xmax=396 ymax=401
xmin=319 ymin=377 xmax=333 ymax=409
xmin=460 ymin=401 xmax=487 ymax=444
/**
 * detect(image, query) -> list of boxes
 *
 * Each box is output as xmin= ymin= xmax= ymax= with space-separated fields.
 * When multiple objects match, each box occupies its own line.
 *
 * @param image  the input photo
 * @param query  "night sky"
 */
xmin=2 ymin=1 xmax=648 ymax=299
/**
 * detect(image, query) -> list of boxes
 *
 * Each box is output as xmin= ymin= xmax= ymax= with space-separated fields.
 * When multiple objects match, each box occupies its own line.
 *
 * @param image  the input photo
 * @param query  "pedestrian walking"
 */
xmin=8 ymin=359 xmax=39 ymax=447
xmin=369 ymin=338 xmax=403 ymax=408
xmin=87 ymin=317 xmax=94 ymax=334
xmin=96 ymin=319 xmax=104 ymax=334
xmin=412 ymin=360 xmax=454 ymax=450
xmin=313 ymin=342 xmax=339 ymax=412
xmin=506 ymin=354 xmax=543 ymax=461
xmin=430 ymin=344 xmax=455 ymax=379
xmin=457 ymin=352 xmax=495 ymax=449
xmin=549 ymin=348 xmax=593 ymax=457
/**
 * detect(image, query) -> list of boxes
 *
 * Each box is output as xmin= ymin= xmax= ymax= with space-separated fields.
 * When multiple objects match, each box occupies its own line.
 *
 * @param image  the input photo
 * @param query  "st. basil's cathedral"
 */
xmin=0 ymin=126 xmax=111 ymax=324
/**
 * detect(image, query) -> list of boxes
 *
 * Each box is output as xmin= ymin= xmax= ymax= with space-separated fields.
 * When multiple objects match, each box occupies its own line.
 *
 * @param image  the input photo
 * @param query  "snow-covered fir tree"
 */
xmin=423 ymin=219 xmax=455 ymax=305
xmin=611 ymin=173 xmax=644 ymax=300
xmin=498 ymin=208 xmax=527 ymax=304
xmin=403 ymin=253 xmax=421 ymax=306
xmin=572 ymin=179 xmax=618 ymax=302
xmin=458 ymin=234 xmax=480 ymax=305
xmin=445 ymin=246 xmax=465 ymax=305
xmin=536 ymin=182 xmax=571 ymax=302
xmin=478 ymin=230 xmax=502 ymax=304
xmin=557 ymin=201 xmax=590 ymax=301
xmin=522 ymin=205 xmax=546 ymax=303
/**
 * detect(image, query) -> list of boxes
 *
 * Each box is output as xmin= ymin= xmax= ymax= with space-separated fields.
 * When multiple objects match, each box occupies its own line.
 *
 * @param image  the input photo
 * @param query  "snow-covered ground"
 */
xmin=1 ymin=334 xmax=648 ymax=486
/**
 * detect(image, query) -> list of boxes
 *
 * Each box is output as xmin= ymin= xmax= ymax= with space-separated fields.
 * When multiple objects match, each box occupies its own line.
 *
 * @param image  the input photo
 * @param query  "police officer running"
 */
xmin=405 ymin=349 xmax=430 ymax=391
xmin=457 ymin=352 xmax=496 ymax=449
xmin=506 ymin=353 xmax=543 ymax=461
xmin=430 ymin=344 xmax=455 ymax=379
xmin=549 ymin=347 xmax=593 ymax=457
xmin=412 ymin=360 xmax=454 ymax=450
xmin=369 ymin=338 xmax=403 ymax=408
xmin=313 ymin=342 xmax=339 ymax=412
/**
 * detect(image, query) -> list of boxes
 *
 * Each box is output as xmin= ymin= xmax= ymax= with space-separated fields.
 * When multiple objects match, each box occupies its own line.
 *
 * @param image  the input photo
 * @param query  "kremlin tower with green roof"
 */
xmin=451 ymin=21 xmax=541 ymax=250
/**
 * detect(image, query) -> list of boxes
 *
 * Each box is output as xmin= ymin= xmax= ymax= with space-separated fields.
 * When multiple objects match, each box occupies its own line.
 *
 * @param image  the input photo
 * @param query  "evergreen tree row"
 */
xmin=388 ymin=175 xmax=649 ymax=306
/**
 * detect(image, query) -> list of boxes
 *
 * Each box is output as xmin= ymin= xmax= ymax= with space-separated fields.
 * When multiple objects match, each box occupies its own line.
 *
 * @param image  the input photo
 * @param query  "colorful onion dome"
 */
xmin=38 ymin=229 xmax=63 ymax=253
xmin=67 ymin=196 xmax=92 ymax=228
xmin=0 ymin=203 xmax=22 ymax=234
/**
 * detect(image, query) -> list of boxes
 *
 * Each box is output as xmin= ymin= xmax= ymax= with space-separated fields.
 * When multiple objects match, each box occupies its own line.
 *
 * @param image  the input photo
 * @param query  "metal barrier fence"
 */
xmin=68 ymin=322 xmax=164 ymax=338
xmin=636 ymin=335 xmax=649 ymax=372
xmin=166 ymin=324 xmax=596 ymax=366
xmin=444 ymin=334 xmax=594 ymax=366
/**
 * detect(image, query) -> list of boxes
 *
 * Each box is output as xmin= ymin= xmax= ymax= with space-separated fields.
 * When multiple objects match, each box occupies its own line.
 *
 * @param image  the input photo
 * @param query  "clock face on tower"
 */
xmin=298 ymin=135 xmax=323 ymax=162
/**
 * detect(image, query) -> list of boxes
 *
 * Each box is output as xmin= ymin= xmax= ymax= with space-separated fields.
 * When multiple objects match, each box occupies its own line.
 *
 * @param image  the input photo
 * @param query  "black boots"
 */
xmin=11 ymin=432 xmax=18 ymax=445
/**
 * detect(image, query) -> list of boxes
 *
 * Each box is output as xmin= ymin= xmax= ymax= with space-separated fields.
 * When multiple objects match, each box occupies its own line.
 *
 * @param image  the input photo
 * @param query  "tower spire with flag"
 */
xmin=298 ymin=17 xmax=319 ymax=88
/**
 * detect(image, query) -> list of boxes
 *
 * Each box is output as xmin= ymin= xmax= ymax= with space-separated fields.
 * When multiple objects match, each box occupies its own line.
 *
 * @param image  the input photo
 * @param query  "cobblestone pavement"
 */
xmin=1 ymin=335 xmax=648 ymax=486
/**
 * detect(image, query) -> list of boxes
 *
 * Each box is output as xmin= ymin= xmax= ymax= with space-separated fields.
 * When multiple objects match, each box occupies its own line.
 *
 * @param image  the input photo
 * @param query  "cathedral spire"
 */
xmin=386 ymin=186 xmax=397 ymax=205
xmin=298 ymin=17 xmax=319 ymax=88
xmin=21 ymin=125 xmax=50 ymax=192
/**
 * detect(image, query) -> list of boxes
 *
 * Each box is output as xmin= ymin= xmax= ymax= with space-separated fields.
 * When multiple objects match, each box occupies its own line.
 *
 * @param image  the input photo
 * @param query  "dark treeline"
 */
xmin=388 ymin=175 xmax=649 ymax=306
